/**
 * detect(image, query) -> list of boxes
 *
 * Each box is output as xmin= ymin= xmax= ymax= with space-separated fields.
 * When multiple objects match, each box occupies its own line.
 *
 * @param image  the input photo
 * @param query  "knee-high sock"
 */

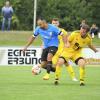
xmin=46 ymin=61 xmax=56 ymax=73
xmin=46 ymin=61 xmax=52 ymax=74
xmin=55 ymin=65 xmax=62 ymax=79
xmin=66 ymin=65 xmax=76 ymax=79
xmin=79 ymin=67 xmax=85 ymax=81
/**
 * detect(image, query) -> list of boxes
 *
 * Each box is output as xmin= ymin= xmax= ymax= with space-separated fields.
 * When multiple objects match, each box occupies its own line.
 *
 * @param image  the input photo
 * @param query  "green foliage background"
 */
xmin=0 ymin=0 xmax=100 ymax=30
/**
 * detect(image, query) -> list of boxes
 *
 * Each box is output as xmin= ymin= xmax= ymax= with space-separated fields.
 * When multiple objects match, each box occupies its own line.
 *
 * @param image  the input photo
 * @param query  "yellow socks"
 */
xmin=66 ymin=65 xmax=76 ymax=79
xmin=79 ymin=67 xmax=85 ymax=82
xmin=55 ymin=65 xmax=62 ymax=79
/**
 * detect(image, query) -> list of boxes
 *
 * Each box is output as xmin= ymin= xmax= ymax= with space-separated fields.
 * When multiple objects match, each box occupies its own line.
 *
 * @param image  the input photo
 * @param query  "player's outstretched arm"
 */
xmin=22 ymin=35 xmax=35 ymax=52
xmin=88 ymin=44 xmax=98 ymax=53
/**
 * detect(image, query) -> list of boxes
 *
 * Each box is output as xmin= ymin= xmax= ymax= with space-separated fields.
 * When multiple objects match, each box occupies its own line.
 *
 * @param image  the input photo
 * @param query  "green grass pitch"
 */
xmin=0 ymin=65 xmax=100 ymax=100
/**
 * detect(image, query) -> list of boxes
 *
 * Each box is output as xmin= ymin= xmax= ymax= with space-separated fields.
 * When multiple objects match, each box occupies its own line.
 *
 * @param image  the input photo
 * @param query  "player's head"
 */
xmin=80 ymin=24 xmax=90 ymax=37
xmin=52 ymin=18 xmax=60 ymax=27
xmin=37 ymin=18 xmax=48 ymax=29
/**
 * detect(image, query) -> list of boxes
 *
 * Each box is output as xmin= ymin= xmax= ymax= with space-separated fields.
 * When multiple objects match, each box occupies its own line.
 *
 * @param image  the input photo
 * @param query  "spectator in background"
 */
xmin=90 ymin=24 xmax=99 ymax=38
xmin=1 ymin=1 xmax=14 ymax=31
xmin=80 ymin=20 xmax=86 ymax=28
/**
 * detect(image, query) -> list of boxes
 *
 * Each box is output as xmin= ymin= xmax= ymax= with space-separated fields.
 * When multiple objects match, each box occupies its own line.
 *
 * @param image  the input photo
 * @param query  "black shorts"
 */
xmin=41 ymin=46 xmax=58 ymax=61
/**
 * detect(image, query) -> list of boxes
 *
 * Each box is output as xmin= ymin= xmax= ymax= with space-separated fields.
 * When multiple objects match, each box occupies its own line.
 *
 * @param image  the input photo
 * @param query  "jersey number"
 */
xmin=73 ymin=43 xmax=81 ymax=50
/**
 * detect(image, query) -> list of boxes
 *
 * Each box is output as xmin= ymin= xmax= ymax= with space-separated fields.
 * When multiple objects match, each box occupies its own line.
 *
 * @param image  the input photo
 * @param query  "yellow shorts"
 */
xmin=52 ymin=47 xmax=83 ymax=65
xmin=60 ymin=50 xmax=82 ymax=63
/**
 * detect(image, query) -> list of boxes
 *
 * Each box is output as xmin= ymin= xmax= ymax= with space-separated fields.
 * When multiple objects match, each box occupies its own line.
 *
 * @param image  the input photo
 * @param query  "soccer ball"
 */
xmin=32 ymin=64 xmax=41 ymax=75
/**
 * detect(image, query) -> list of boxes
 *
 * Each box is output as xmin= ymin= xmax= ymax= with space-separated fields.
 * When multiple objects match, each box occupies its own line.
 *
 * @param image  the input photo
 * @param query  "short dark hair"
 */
xmin=52 ymin=18 xmax=59 ymax=21
xmin=37 ymin=17 xmax=46 ymax=22
xmin=81 ymin=24 xmax=90 ymax=32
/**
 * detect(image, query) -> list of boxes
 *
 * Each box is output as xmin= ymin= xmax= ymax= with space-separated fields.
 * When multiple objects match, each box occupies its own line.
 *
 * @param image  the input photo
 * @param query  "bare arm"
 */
xmin=23 ymin=35 xmax=35 ymax=51
xmin=88 ymin=44 xmax=98 ymax=53
xmin=62 ymin=34 xmax=70 ymax=48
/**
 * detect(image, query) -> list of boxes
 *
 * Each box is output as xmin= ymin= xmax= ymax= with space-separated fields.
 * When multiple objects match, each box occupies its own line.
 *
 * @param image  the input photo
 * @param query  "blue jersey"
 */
xmin=33 ymin=24 xmax=61 ymax=48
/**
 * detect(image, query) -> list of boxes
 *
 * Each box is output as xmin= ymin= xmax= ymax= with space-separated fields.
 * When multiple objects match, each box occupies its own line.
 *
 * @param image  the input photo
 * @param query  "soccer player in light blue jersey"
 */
xmin=23 ymin=18 xmax=69 ymax=80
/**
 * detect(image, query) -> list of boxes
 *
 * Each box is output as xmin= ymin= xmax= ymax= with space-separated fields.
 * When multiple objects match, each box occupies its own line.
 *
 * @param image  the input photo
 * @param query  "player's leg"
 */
xmin=43 ymin=46 xmax=58 ymax=80
xmin=46 ymin=53 xmax=54 ymax=72
xmin=75 ymin=57 xmax=86 ymax=86
xmin=64 ymin=63 xmax=78 ymax=81
xmin=43 ymin=53 xmax=53 ymax=80
xmin=46 ymin=46 xmax=58 ymax=73
xmin=54 ymin=57 xmax=65 ymax=85
xmin=53 ymin=53 xmax=78 ymax=81
xmin=40 ymin=48 xmax=48 ymax=69
xmin=52 ymin=52 xmax=59 ymax=70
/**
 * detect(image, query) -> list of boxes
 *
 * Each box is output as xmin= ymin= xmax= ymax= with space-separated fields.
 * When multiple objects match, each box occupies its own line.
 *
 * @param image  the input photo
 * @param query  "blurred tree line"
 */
xmin=0 ymin=0 xmax=100 ymax=30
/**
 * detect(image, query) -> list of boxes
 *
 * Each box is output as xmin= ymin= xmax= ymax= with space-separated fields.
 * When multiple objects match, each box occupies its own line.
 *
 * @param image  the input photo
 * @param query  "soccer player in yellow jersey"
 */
xmin=46 ymin=18 xmax=77 ymax=81
xmin=54 ymin=24 xmax=98 ymax=86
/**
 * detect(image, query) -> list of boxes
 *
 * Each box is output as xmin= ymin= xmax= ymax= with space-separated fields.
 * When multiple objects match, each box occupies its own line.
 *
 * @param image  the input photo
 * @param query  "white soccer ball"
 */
xmin=32 ymin=64 xmax=41 ymax=75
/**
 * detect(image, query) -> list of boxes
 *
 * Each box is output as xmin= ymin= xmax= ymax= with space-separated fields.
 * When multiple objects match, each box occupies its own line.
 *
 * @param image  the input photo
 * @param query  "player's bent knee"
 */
xmin=78 ymin=59 xmax=86 ymax=67
xmin=47 ymin=53 xmax=53 ymax=61
xmin=57 ymin=58 xmax=65 ymax=66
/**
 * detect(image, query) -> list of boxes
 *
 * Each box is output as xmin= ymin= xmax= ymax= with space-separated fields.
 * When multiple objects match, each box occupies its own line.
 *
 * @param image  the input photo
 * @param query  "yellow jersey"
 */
xmin=65 ymin=30 xmax=92 ymax=53
xmin=59 ymin=31 xmax=92 ymax=62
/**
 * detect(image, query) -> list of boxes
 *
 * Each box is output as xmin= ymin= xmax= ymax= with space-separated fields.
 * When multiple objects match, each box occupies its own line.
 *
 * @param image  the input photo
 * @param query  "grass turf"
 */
xmin=0 ymin=31 xmax=100 ymax=46
xmin=0 ymin=31 xmax=42 ymax=46
xmin=0 ymin=65 xmax=100 ymax=100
